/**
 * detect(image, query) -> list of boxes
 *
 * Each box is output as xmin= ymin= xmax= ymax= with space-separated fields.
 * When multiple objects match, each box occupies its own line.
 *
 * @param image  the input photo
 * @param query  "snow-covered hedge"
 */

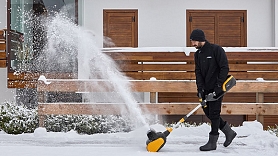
xmin=0 ymin=102 xmax=38 ymax=134
xmin=0 ymin=102 xmax=134 ymax=134
xmin=1 ymin=102 xmax=278 ymax=137
xmin=45 ymin=114 xmax=134 ymax=134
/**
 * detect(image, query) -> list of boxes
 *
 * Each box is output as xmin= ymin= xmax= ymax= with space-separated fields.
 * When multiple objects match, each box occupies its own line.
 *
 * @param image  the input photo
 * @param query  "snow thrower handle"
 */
xmin=201 ymin=75 xmax=237 ymax=106
xmin=199 ymin=93 xmax=214 ymax=108
xmin=199 ymin=92 xmax=221 ymax=107
xmin=203 ymin=92 xmax=218 ymax=103
xmin=199 ymin=93 xmax=215 ymax=107
xmin=201 ymin=90 xmax=230 ymax=106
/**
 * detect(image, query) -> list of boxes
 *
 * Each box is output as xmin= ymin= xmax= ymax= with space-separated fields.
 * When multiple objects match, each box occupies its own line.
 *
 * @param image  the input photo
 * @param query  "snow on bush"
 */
xmin=1 ymin=102 xmax=278 ymax=137
xmin=0 ymin=102 xmax=38 ymax=134
xmin=0 ymin=102 xmax=134 ymax=134
xmin=45 ymin=114 xmax=134 ymax=134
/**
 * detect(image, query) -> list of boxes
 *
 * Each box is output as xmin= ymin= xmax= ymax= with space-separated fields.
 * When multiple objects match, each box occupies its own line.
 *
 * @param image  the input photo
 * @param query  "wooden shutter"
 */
xmin=217 ymin=12 xmax=246 ymax=46
xmin=103 ymin=10 xmax=138 ymax=47
xmin=187 ymin=12 xmax=216 ymax=44
xmin=0 ymin=30 xmax=6 ymax=68
xmin=186 ymin=10 xmax=247 ymax=47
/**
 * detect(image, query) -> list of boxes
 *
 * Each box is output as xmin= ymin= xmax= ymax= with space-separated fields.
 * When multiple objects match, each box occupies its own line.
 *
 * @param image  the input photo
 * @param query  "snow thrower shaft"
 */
xmin=163 ymin=92 xmax=215 ymax=136
xmin=146 ymin=75 xmax=236 ymax=152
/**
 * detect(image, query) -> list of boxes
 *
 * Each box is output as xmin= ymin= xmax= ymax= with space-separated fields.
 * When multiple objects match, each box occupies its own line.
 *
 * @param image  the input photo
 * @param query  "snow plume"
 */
xmin=34 ymin=7 xmax=148 ymax=128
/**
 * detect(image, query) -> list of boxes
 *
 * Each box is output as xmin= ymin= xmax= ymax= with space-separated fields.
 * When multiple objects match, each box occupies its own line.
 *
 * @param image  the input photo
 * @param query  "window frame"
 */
xmin=6 ymin=0 xmax=79 ymax=73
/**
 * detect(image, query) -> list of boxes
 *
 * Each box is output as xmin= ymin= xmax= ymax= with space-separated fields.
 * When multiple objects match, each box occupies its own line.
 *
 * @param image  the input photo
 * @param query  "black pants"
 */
xmin=202 ymin=97 xmax=226 ymax=135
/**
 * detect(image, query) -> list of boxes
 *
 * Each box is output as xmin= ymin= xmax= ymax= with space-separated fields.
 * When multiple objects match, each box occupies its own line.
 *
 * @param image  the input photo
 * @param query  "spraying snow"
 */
xmin=35 ymin=8 xmax=148 ymax=128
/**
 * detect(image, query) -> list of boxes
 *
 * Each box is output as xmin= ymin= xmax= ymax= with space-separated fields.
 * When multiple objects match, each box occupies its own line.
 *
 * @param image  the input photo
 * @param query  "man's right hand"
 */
xmin=197 ymin=88 xmax=205 ymax=101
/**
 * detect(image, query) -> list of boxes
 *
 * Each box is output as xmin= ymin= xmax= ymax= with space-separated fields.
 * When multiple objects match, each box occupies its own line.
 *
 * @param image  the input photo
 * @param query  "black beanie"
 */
xmin=190 ymin=29 xmax=206 ymax=42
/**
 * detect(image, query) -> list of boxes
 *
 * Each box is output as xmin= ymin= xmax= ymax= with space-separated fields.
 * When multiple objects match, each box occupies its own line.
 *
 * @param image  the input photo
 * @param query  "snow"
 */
xmin=1 ymin=121 xmax=277 ymax=156
xmin=102 ymin=47 xmax=278 ymax=57
xmin=38 ymin=75 xmax=51 ymax=84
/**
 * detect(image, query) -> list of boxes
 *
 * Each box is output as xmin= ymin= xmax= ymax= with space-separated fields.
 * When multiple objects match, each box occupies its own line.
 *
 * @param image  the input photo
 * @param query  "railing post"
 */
xmin=149 ymin=77 xmax=158 ymax=103
xmin=150 ymin=92 xmax=157 ymax=103
xmin=38 ymin=114 xmax=46 ymax=127
xmin=37 ymin=80 xmax=47 ymax=127
xmin=149 ymin=77 xmax=161 ymax=123
xmin=256 ymin=92 xmax=264 ymax=126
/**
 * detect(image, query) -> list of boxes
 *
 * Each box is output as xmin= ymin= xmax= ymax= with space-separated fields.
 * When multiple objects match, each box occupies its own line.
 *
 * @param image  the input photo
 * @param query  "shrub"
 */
xmin=1 ymin=102 xmax=278 ymax=137
xmin=0 ymin=102 xmax=134 ymax=134
xmin=44 ymin=114 xmax=134 ymax=134
xmin=0 ymin=102 xmax=38 ymax=134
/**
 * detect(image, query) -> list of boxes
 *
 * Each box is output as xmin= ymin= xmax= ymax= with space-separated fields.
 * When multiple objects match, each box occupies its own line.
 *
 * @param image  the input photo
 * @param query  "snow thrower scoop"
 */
xmin=146 ymin=75 xmax=236 ymax=152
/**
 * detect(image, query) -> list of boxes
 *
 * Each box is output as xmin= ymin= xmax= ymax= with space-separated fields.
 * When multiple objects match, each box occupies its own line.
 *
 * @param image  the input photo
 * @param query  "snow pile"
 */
xmin=1 ymin=121 xmax=278 ymax=156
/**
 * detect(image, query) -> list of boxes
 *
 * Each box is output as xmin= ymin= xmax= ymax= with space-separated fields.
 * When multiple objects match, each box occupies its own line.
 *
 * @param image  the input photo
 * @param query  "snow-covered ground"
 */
xmin=1 ymin=121 xmax=277 ymax=156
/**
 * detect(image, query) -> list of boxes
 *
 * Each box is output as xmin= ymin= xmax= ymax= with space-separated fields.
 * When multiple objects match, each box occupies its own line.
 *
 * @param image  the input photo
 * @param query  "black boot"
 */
xmin=199 ymin=134 xmax=219 ymax=151
xmin=221 ymin=122 xmax=237 ymax=147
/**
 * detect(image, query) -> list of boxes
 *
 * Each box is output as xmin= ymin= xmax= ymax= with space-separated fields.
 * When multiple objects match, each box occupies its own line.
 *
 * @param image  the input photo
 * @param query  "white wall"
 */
xmin=0 ymin=0 xmax=277 ymax=104
xmin=0 ymin=69 xmax=15 ymax=103
xmin=0 ymin=0 xmax=16 ymax=103
xmin=83 ymin=0 xmax=275 ymax=47
xmin=0 ymin=0 xmax=6 ymax=29
xmin=274 ymin=0 xmax=278 ymax=47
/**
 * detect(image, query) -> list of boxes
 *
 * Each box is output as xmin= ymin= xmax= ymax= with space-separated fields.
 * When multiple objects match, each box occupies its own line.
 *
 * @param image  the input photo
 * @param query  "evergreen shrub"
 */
xmin=0 ymin=102 xmax=133 ymax=134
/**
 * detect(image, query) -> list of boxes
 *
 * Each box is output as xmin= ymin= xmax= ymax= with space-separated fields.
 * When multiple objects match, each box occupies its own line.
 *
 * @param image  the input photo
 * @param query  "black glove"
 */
xmin=197 ymin=88 xmax=205 ymax=100
xmin=213 ymin=85 xmax=223 ymax=97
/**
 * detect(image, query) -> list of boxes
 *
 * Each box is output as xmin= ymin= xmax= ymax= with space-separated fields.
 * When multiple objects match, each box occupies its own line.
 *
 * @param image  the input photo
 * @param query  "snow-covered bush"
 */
xmin=0 ymin=102 xmax=38 ymax=134
xmin=1 ymin=102 xmax=278 ymax=136
xmin=0 ymin=102 xmax=134 ymax=134
xmin=44 ymin=114 xmax=134 ymax=134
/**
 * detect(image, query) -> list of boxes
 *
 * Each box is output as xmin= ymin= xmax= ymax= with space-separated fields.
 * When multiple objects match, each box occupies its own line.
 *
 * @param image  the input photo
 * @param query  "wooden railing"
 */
xmin=37 ymin=78 xmax=278 ymax=129
xmin=8 ymin=50 xmax=278 ymax=87
xmin=104 ymin=50 xmax=278 ymax=80
xmin=5 ymin=48 xmax=278 ymax=129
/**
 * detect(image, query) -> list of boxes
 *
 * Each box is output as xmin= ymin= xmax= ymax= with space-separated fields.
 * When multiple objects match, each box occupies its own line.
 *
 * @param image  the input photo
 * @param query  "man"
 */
xmin=190 ymin=29 xmax=237 ymax=151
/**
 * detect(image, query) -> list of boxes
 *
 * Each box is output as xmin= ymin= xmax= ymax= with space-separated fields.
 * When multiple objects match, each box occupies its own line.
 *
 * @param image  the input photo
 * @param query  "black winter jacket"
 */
xmin=194 ymin=41 xmax=229 ymax=91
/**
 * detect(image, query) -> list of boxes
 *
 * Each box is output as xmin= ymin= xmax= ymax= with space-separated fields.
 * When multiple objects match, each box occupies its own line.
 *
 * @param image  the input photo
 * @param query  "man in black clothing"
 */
xmin=190 ymin=29 xmax=237 ymax=151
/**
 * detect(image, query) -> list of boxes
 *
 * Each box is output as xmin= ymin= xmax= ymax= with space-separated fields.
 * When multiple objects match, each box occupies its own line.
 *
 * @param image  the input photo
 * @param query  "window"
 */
xmin=7 ymin=0 xmax=79 ymax=73
xmin=186 ymin=10 xmax=247 ymax=47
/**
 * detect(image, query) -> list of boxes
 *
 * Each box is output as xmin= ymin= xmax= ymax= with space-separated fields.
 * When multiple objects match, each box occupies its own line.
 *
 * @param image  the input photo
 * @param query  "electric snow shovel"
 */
xmin=146 ymin=75 xmax=236 ymax=152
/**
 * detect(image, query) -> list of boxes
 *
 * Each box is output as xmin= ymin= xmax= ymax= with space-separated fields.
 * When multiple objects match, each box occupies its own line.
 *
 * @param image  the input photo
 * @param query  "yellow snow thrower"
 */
xmin=146 ymin=75 xmax=236 ymax=152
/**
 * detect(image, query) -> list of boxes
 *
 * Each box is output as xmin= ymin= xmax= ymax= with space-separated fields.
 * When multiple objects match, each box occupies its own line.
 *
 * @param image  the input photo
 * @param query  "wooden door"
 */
xmin=186 ymin=10 xmax=247 ymax=47
xmin=103 ymin=10 xmax=138 ymax=47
